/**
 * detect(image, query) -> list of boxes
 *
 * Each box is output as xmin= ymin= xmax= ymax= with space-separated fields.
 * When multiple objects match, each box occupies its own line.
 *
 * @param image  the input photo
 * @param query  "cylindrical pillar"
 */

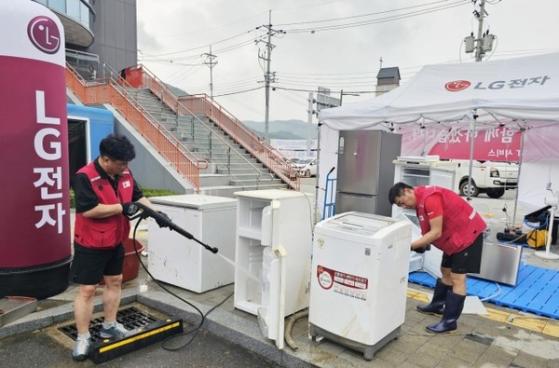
xmin=0 ymin=1 xmax=71 ymax=299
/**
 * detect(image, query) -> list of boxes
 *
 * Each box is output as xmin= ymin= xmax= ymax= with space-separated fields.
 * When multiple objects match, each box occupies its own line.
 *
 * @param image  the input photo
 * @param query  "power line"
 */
xmin=275 ymin=0 xmax=458 ymax=26
xmin=274 ymin=88 xmax=310 ymax=107
xmin=190 ymin=79 xmax=258 ymax=90
xmin=190 ymin=83 xmax=259 ymax=95
xmin=142 ymin=29 xmax=257 ymax=58
xmin=284 ymin=1 xmax=469 ymax=33
xmin=137 ymin=59 xmax=204 ymax=67
xmin=274 ymin=86 xmax=377 ymax=94
xmin=276 ymin=80 xmax=379 ymax=88
xmin=277 ymin=75 xmax=379 ymax=84
xmin=212 ymin=86 xmax=264 ymax=97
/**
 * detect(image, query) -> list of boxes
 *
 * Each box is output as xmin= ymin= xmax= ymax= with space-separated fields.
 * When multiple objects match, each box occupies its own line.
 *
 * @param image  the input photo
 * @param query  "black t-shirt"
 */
xmin=72 ymin=159 xmax=144 ymax=213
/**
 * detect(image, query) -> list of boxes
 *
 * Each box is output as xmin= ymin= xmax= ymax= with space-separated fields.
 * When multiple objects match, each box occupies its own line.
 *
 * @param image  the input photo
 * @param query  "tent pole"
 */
xmin=511 ymin=127 xmax=526 ymax=228
xmin=466 ymin=114 xmax=477 ymax=201
xmin=314 ymin=123 xmax=323 ymax=225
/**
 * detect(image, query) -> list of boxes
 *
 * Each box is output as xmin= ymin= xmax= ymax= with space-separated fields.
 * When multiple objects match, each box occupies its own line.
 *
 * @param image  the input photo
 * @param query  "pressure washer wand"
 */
xmin=132 ymin=202 xmax=219 ymax=254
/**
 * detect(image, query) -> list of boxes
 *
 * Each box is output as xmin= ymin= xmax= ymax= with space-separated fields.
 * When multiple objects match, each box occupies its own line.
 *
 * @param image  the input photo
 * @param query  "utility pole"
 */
xmin=307 ymin=92 xmax=314 ymax=157
xmin=256 ymin=10 xmax=284 ymax=143
xmin=464 ymin=0 xmax=495 ymax=62
xmin=474 ymin=0 xmax=487 ymax=62
xmin=202 ymin=45 xmax=217 ymax=99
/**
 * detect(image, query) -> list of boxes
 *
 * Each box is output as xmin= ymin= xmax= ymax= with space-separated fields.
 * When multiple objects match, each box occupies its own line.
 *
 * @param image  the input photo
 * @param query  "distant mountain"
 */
xmin=242 ymin=120 xmax=318 ymax=140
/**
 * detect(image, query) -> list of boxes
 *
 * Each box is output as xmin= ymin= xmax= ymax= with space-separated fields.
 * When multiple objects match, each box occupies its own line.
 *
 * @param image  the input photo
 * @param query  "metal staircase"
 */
xmin=65 ymin=63 xmax=298 ymax=196
xmin=124 ymin=87 xmax=287 ymax=196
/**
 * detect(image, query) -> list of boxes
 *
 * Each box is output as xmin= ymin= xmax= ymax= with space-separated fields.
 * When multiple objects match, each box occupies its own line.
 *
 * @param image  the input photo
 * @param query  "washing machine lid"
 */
xmin=325 ymin=212 xmax=397 ymax=237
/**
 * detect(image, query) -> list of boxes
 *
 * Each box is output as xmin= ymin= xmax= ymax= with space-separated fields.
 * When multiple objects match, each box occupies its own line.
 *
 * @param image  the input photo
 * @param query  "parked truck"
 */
xmin=393 ymin=156 xmax=519 ymax=199
xmin=449 ymin=159 xmax=518 ymax=198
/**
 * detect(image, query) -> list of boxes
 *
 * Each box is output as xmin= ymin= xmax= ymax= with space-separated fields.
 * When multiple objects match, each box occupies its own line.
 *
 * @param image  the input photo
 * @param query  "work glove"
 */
xmin=122 ymin=202 xmax=139 ymax=217
xmin=412 ymin=244 xmax=431 ymax=254
xmin=155 ymin=211 xmax=172 ymax=228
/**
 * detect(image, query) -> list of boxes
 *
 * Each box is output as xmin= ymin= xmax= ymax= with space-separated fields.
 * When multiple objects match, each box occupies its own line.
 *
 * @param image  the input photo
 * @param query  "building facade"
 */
xmin=33 ymin=0 xmax=137 ymax=78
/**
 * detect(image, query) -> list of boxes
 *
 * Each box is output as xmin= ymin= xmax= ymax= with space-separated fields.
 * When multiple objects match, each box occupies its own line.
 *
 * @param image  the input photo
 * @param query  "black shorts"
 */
xmin=441 ymin=234 xmax=484 ymax=274
xmin=70 ymin=243 xmax=125 ymax=285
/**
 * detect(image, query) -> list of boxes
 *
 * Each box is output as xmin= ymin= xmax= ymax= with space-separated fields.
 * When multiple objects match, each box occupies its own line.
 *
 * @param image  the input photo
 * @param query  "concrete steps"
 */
xmin=122 ymin=87 xmax=285 ymax=196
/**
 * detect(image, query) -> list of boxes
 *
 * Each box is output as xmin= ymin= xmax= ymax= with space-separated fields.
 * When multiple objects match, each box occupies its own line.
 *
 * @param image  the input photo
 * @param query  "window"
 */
xmin=48 ymin=0 xmax=66 ymax=13
xmin=80 ymin=2 xmax=91 ymax=29
xmin=67 ymin=0 xmax=81 ymax=20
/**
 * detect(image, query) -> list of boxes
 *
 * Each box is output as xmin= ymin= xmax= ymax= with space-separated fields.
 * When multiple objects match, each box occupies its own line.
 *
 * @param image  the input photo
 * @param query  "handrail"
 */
xmin=179 ymin=93 xmax=300 ymax=189
xmin=65 ymin=63 xmax=203 ymax=191
xmin=99 ymin=64 xmax=208 ymax=168
xmin=137 ymin=65 xmax=299 ymax=190
xmin=185 ymin=93 xmax=293 ymax=166
xmin=137 ymin=64 xmax=274 ymax=187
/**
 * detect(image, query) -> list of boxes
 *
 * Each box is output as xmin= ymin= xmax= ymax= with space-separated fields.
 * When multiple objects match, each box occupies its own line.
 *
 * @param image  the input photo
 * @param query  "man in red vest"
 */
xmin=70 ymin=134 xmax=162 ymax=360
xmin=389 ymin=182 xmax=485 ymax=333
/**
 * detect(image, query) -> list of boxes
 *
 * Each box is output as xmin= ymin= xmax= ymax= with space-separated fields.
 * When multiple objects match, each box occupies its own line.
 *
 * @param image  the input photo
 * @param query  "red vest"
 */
xmin=415 ymin=186 xmax=486 ymax=255
xmin=74 ymin=162 xmax=134 ymax=249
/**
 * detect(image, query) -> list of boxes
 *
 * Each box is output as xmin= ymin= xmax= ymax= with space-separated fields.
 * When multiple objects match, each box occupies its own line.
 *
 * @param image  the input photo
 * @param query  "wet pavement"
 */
xmin=0 ymin=326 xmax=283 ymax=368
xmin=2 ymin=182 xmax=559 ymax=367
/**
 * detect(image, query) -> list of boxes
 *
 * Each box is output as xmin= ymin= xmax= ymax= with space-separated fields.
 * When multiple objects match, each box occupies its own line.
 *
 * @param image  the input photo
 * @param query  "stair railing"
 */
xmin=66 ymin=63 xmax=205 ymax=190
xmin=177 ymin=92 xmax=299 ymax=190
xmin=136 ymin=65 xmax=274 ymax=188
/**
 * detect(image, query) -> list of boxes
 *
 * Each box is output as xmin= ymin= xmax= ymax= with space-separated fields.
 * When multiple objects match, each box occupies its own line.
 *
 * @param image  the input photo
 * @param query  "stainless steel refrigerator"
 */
xmin=335 ymin=130 xmax=402 ymax=216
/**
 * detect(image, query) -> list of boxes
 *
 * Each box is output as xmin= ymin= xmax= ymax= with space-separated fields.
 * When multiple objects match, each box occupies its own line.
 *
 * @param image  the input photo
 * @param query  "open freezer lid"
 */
xmin=150 ymin=194 xmax=237 ymax=210
xmin=322 ymin=212 xmax=398 ymax=237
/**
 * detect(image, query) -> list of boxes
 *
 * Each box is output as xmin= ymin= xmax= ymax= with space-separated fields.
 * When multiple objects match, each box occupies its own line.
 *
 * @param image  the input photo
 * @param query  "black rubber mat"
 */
xmin=58 ymin=306 xmax=158 ymax=342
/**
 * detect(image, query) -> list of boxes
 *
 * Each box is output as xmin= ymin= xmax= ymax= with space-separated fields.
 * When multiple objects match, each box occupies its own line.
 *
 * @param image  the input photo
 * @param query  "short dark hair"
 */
xmin=99 ymin=134 xmax=136 ymax=161
xmin=388 ymin=182 xmax=413 ymax=205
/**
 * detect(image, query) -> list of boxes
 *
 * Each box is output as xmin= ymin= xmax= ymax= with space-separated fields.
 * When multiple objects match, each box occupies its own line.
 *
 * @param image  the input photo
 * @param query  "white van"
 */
xmin=447 ymin=159 xmax=518 ymax=198
xmin=394 ymin=156 xmax=518 ymax=199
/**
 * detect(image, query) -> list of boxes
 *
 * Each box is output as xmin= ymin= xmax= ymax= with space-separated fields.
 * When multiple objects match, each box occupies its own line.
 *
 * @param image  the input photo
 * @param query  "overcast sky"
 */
xmin=137 ymin=0 xmax=559 ymax=122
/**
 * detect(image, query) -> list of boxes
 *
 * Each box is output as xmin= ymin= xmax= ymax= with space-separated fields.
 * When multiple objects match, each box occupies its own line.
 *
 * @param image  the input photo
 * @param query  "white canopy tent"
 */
xmin=317 ymin=52 xmax=559 ymax=222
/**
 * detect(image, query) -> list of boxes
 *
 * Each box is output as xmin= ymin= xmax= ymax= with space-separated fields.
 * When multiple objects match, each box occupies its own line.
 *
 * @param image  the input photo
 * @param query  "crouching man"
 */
xmin=389 ymin=182 xmax=485 ymax=333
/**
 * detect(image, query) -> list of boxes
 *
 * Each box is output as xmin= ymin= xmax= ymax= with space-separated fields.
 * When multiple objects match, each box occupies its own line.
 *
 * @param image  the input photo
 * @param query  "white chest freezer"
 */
xmin=309 ymin=212 xmax=411 ymax=360
xmin=148 ymin=194 xmax=237 ymax=293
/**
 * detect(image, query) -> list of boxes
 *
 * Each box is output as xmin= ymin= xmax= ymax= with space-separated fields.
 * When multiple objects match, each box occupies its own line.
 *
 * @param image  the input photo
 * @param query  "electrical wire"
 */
xmin=274 ymin=86 xmax=377 ymax=94
xmin=138 ymin=60 xmax=205 ymax=67
xmin=187 ymin=78 xmax=259 ymax=92
xmin=131 ymin=219 xmax=233 ymax=352
xmin=212 ymin=86 xmax=264 ymax=97
xmin=284 ymin=1 xmax=469 ymax=34
xmin=276 ymin=78 xmax=379 ymax=88
xmin=141 ymin=29 xmax=257 ymax=58
xmin=276 ymin=0 xmax=461 ymax=26
xmin=274 ymin=89 xmax=310 ymax=108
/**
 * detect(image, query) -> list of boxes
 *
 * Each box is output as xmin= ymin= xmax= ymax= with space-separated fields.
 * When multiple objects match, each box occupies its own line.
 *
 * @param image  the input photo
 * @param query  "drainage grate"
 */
xmin=58 ymin=306 xmax=158 ymax=343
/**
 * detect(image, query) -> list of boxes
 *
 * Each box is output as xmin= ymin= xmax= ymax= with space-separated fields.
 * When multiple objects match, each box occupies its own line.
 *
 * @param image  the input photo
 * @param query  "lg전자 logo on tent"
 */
xmin=445 ymin=80 xmax=471 ymax=92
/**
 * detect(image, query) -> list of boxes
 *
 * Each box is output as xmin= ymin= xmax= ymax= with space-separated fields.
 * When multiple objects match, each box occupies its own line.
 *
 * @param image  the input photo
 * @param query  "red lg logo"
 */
xmin=445 ymin=80 xmax=471 ymax=92
xmin=27 ymin=16 xmax=61 ymax=54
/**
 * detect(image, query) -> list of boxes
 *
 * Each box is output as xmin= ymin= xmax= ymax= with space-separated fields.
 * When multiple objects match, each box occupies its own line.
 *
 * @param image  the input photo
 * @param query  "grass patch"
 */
xmin=141 ymin=188 xmax=177 ymax=198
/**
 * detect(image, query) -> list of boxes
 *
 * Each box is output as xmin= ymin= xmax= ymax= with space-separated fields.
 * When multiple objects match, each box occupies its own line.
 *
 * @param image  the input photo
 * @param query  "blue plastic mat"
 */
xmin=409 ymin=263 xmax=559 ymax=320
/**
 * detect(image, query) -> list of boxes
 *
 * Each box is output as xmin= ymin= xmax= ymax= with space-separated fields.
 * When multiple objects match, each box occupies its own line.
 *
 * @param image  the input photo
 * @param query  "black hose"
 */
xmin=131 ymin=218 xmax=232 ymax=351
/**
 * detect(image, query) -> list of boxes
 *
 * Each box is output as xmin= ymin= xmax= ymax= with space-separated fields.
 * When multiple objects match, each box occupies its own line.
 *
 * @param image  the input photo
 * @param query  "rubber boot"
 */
xmin=426 ymin=290 xmax=466 ymax=333
xmin=416 ymin=278 xmax=451 ymax=315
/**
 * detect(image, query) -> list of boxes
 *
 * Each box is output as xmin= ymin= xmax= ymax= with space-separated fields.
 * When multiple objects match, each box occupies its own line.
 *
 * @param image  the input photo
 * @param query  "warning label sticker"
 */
xmin=316 ymin=265 xmax=368 ymax=301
